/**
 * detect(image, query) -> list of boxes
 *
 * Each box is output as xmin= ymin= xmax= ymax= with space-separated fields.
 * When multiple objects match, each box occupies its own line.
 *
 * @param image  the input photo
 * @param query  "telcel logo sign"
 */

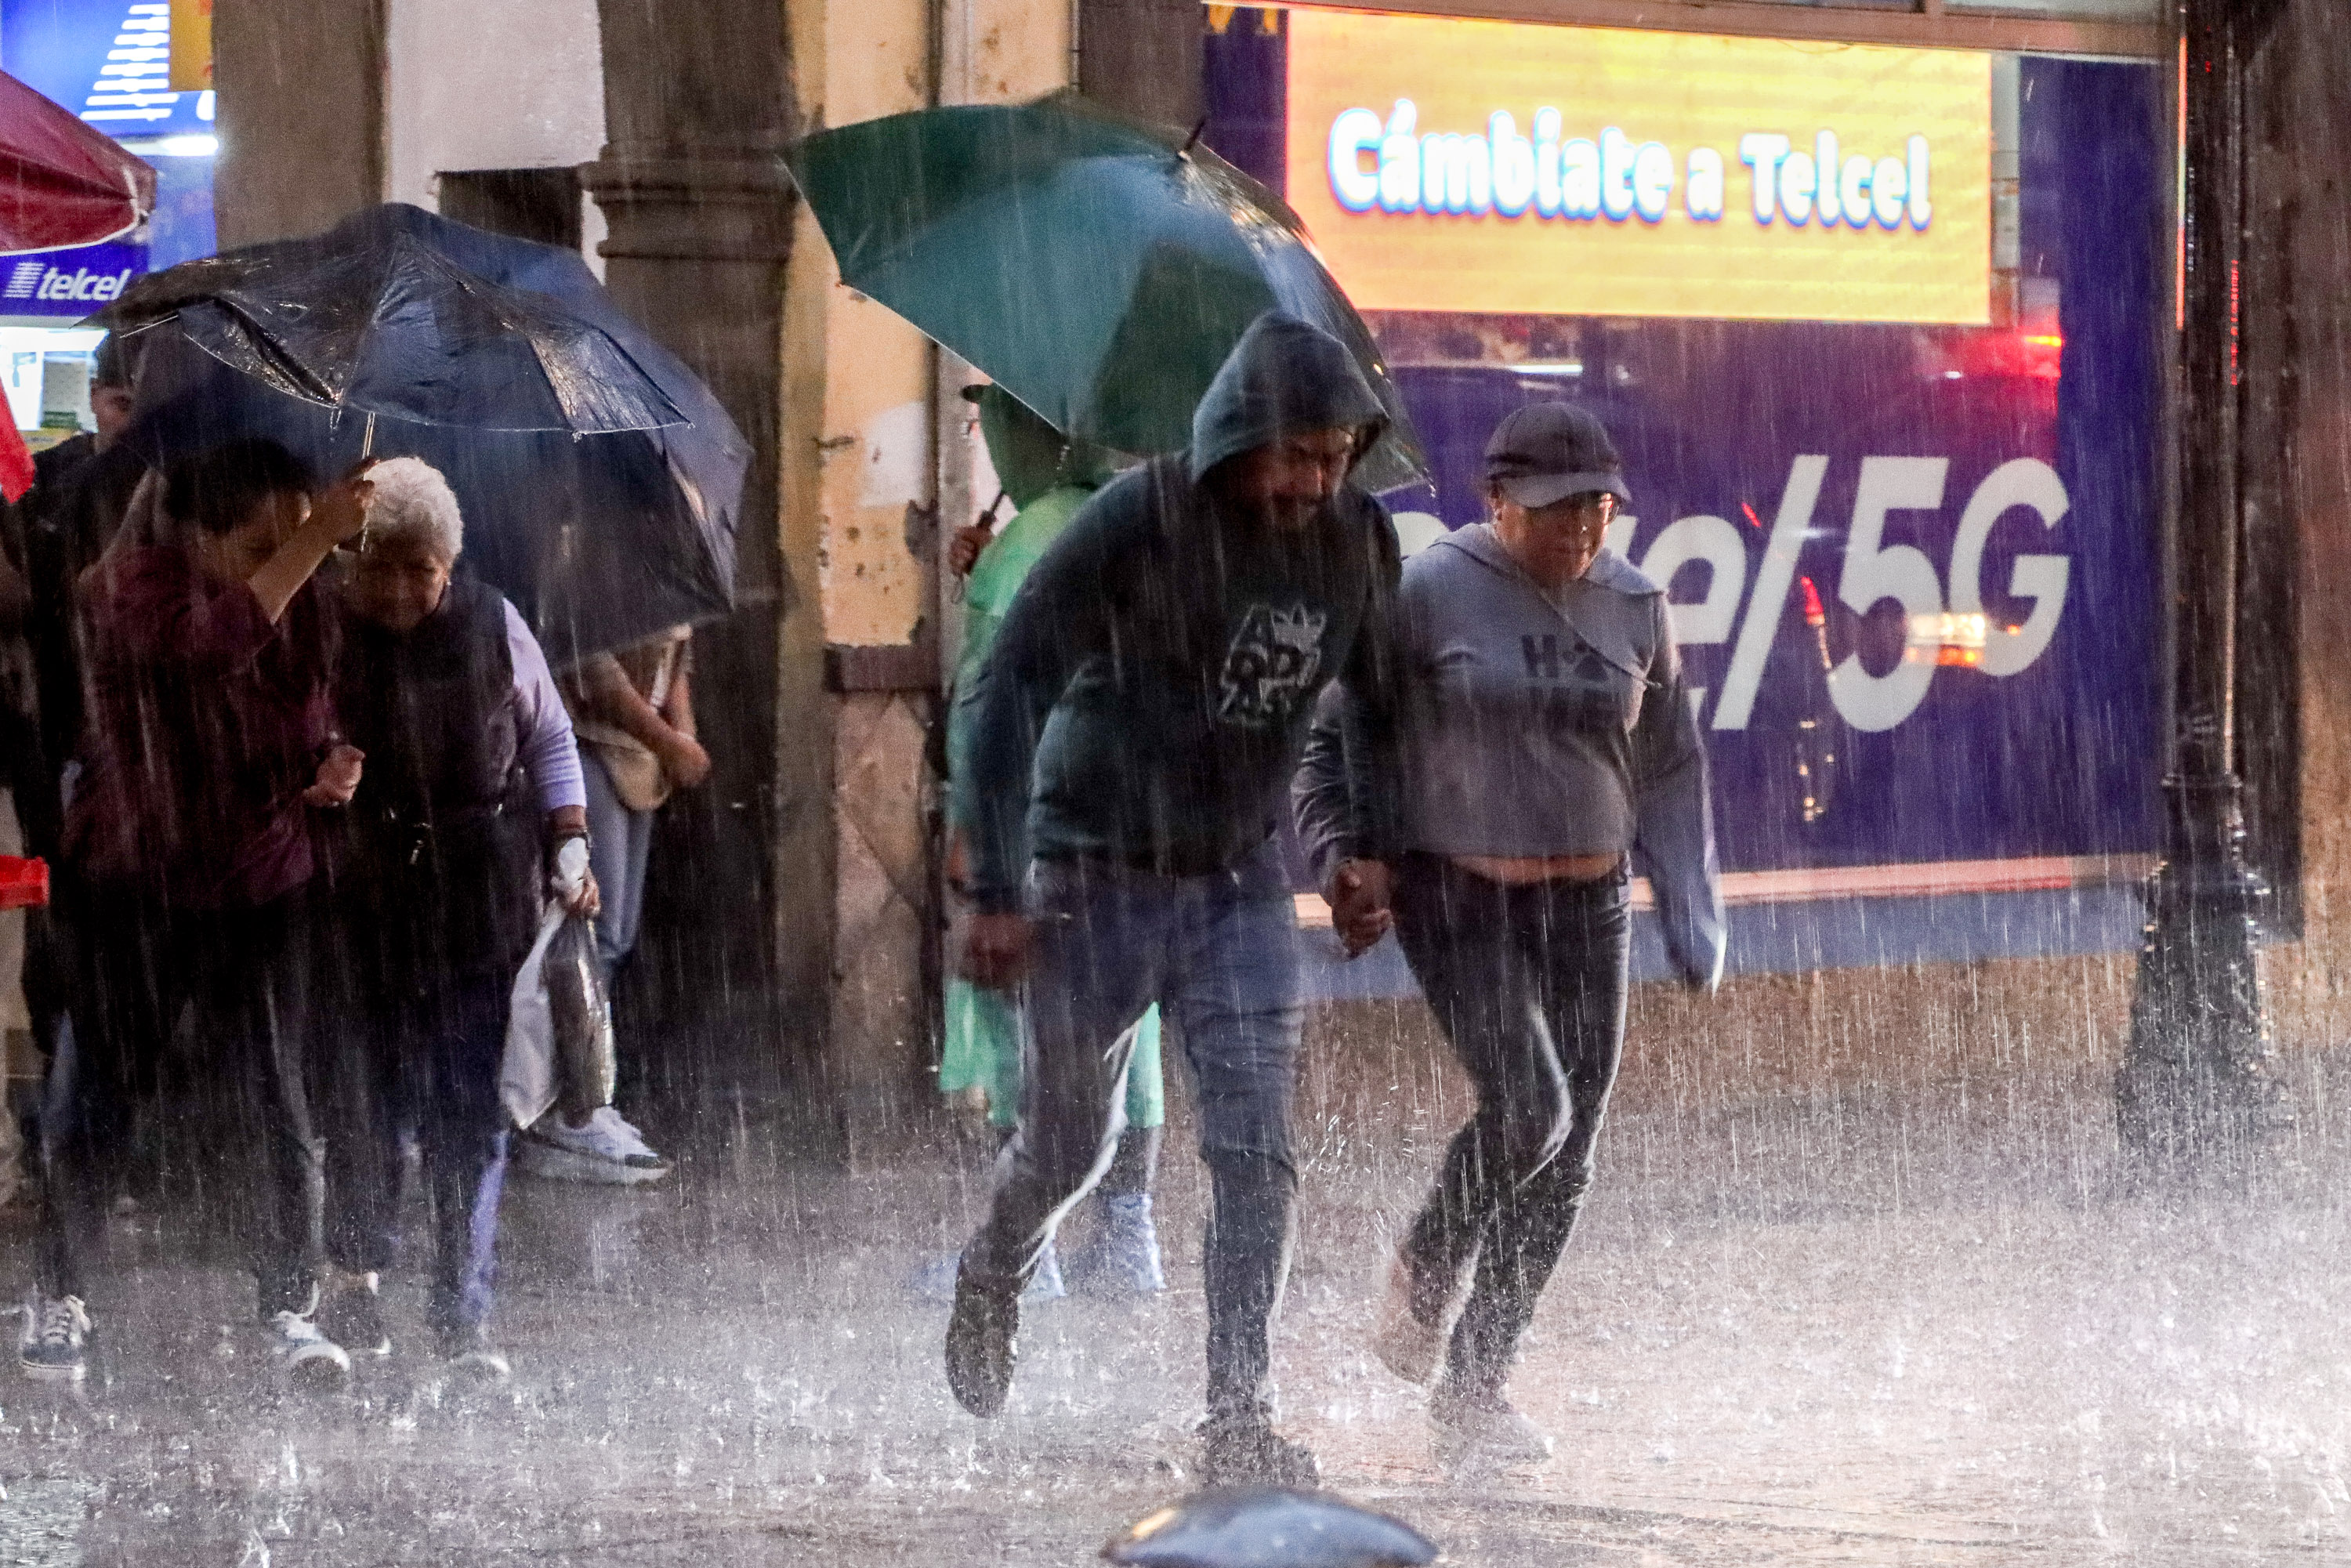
xmin=1285 ymin=14 xmax=1993 ymax=324
xmin=5 ymin=259 xmax=133 ymax=303
xmin=1328 ymin=106 xmax=1935 ymax=235
xmin=0 ymin=242 xmax=149 ymax=317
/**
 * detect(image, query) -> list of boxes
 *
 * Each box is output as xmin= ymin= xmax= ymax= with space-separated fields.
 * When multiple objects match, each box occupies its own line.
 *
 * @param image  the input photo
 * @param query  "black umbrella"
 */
xmin=101 ymin=203 xmax=747 ymax=664
xmin=1103 ymin=1488 xmax=1436 ymax=1568
xmin=113 ymin=227 xmax=686 ymax=433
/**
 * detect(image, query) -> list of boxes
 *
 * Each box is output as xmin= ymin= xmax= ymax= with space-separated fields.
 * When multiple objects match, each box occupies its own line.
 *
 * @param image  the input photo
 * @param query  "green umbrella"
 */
xmin=783 ymin=92 xmax=1428 ymax=494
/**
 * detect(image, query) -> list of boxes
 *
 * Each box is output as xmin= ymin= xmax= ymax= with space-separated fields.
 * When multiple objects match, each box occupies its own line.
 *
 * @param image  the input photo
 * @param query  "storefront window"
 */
xmin=0 ymin=0 xmax=218 ymax=441
xmin=1208 ymin=6 xmax=2168 ymax=973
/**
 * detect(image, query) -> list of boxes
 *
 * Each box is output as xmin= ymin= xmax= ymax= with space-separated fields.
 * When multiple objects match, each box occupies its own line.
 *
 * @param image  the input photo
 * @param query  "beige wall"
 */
xmin=785 ymin=0 xmax=1077 ymax=1109
xmin=805 ymin=0 xmax=933 ymax=650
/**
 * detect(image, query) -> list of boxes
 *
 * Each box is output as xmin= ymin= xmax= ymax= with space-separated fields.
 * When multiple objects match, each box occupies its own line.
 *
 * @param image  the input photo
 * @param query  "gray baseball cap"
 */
xmin=1483 ymin=402 xmax=1630 ymax=509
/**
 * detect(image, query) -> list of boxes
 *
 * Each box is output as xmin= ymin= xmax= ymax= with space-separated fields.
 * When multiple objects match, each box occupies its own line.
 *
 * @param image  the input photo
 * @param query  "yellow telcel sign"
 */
xmin=1284 ymin=12 xmax=1994 ymax=325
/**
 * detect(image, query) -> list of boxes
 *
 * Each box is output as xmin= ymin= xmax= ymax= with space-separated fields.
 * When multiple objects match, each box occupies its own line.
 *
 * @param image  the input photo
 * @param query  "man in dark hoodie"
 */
xmin=947 ymin=313 xmax=1399 ymax=1486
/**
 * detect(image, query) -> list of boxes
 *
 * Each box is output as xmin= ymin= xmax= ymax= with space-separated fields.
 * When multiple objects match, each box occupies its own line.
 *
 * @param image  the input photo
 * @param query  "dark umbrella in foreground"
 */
xmin=784 ymin=92 xmax=1429 ymax=494
xmin=1104 ymin=1489 xmax=1437 ymax=1568
xmin=101 ymin=203 xmax=748 ymax=663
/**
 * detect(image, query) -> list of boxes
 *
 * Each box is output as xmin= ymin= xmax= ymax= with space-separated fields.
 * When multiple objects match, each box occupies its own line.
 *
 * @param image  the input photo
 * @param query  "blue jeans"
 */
xmin=962 ymin=841 xmax=1303 ymax=1420
xmin=581 ymin=753 xmax=656 ymax=980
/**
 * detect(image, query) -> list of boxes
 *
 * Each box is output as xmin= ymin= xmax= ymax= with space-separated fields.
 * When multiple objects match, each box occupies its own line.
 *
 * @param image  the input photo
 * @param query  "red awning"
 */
xmin=0 ymin=70 xmax=157 ymax=255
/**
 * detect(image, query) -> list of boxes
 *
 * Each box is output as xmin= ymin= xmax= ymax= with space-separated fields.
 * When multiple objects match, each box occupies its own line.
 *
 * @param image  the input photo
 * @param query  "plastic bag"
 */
xmin=544 ymin=913 xmax=617 ymax=1120
xmin=501 ymin=904 xmax=563 ymax=1129
xmin=500 ymin=839 xmax=615 ymax=1128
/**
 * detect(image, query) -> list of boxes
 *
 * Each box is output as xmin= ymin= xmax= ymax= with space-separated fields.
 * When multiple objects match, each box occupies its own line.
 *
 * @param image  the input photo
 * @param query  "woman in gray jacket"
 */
xmin=1296 ymin=402 xmax=1724 ymax=1465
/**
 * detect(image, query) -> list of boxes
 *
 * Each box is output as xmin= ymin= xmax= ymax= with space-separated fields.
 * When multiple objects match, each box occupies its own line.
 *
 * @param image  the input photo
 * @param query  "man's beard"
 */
xmin=1259 ymin=496 xmax=1328 ymax=533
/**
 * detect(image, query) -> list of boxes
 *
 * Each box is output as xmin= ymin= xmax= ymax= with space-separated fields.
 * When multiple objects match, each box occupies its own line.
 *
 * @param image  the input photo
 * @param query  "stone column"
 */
xmin=582 ymin=1 xmax=817 ymax=1111
xmin=212 ymin=0 xmax=386 ymax=245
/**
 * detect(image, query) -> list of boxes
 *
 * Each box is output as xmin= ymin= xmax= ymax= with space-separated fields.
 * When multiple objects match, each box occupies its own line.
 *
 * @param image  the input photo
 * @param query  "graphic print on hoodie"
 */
xmin=956 ymin=313 xmax=1402 ymax=913
xmin=1219 ymin=603 xmax=1330 ymax=730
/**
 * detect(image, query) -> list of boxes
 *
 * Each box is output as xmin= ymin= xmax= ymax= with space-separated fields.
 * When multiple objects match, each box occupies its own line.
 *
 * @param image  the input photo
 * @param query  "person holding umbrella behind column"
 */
xmin=1295 ymin=403 xmax=1724 ymax=1467
xmin=928 ymin=384 xmax=1168 ymax=1299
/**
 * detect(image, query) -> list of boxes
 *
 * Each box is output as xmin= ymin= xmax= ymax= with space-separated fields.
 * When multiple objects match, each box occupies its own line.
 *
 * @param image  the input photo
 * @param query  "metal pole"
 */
xmin=2115 ymin=0 xmax=2290 ymax=1162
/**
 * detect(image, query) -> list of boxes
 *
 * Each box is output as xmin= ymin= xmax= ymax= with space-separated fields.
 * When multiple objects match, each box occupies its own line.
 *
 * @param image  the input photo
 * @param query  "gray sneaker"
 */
xmin=17 ymin=1293 xmax=89 ymax=1382
xmin=912 ymin=1240 xmax=1065 ymax=1303
xmin=1429 ymin=1384 xmax=1554 ymax=1469
xmin=519 ymin=1108 xmax=672 ymax=1186
xmin=1198 ymin=1414 xmax=1320 ymax=1489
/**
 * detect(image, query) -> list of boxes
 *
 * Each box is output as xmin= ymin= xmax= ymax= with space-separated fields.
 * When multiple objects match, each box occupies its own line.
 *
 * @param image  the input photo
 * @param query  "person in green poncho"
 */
xmin=933 ymin=384 xmax=1166 ymax=1299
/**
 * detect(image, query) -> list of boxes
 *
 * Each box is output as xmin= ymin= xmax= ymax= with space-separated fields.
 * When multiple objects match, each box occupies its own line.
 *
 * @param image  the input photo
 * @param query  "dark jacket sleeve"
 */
xmin=953 ymin=489 xmax=1124 ymax=914
xmin=1292 ymin=686 xmax=1354 ymax=891
xmin=1291 ymin=499 xmax=1406 ymax=889
xmin=1629 ymin=596 xmax=1726 ymax=991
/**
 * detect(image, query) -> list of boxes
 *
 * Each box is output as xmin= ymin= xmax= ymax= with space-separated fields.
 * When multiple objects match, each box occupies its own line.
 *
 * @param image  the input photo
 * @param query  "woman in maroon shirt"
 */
xmin=19 ymin=439 xmax=374 ymax=1387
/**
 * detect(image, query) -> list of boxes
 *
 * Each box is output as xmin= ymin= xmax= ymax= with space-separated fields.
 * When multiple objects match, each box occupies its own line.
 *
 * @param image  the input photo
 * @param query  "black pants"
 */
xmin=1392 ymin=853 xmax=1631 ymax=1396
xmin=321 ymin=969 xmax=510 ymax=1337
xmin=41 ymin=885 xmax=325 ymax=1316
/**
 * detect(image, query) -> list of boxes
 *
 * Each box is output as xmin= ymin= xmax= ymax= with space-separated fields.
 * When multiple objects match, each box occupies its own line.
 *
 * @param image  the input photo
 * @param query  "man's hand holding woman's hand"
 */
xmin=303 ymin=743 xmax=364 ymax=807
xmin=1328 ymin=857 xmax=1393 ymax=958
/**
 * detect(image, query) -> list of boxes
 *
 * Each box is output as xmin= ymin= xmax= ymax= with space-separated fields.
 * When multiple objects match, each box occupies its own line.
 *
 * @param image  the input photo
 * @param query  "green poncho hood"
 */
xmin=965 ymin=383 xmax=1119 ymax=509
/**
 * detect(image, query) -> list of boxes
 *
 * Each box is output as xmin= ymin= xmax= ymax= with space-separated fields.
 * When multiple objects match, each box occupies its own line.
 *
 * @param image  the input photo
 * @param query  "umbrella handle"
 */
xmin=358 ymin=412 xmax=376 ymax=550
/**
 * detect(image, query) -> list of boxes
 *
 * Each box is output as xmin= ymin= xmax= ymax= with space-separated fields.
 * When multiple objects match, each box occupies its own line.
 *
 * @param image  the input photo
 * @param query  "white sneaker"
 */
xmin=520 ymin=1107 xmax=672 ymax=1186
xmin=18 ymin=1292 xmax=89 ymax=1382
xmin=266 ymin=1287 xmax=352 ymax=1389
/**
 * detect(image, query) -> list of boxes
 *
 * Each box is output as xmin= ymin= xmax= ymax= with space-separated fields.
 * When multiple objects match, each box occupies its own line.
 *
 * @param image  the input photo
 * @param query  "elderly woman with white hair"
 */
xmin=312 ymin=456 xmax=596 ymax=1380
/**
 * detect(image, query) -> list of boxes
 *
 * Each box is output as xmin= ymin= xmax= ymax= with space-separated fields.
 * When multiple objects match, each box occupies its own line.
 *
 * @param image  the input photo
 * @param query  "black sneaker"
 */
xmin=1199 ymin=1414 xmax=1320 ymax=1489
xmin=944 ymin=1264 xmax=1018 ymax=1418
xmin=437 ymin=1324 xmax=512 ymax=1384
xmin=318 ymin=1273 xmax=391 ymax=1358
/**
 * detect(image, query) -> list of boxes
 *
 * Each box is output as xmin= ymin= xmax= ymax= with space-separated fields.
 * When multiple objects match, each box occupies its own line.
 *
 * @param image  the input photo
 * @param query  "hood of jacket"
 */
xmin=1186 ymin=311 xmax=1388 ymax=483
xmin=1429 ymin=523 xmax=1661 ymax=679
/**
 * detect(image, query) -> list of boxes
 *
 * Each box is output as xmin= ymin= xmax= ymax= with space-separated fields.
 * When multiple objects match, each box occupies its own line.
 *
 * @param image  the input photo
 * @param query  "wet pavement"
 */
xmin=3 ymin=1017 xmax=2350 ymax=1566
